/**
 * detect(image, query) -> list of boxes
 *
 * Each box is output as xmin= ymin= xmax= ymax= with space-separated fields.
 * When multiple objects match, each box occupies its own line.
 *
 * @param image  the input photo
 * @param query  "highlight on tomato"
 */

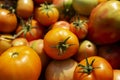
xmin=0 ymin=46 xmax=42 ymax=80
xmin=74 ymin=56 xmax=113 ymax=80
xmin=44 ymin=28 xmax=79 ymax=60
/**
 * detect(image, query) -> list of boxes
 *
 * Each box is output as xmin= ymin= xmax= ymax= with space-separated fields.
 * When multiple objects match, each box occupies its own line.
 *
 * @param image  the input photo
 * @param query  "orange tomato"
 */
xmin=0 ymin=46 xmax=42 ymax=80
xmin=44 ymin=28 xmax=79 ymax=60
xmin=34 ymin=3 xmax=59 ymax=26
xmin=74 ymin=56 xmax=113 ymax=80
xmin=113 ymin=70 xmax=120 ymax=80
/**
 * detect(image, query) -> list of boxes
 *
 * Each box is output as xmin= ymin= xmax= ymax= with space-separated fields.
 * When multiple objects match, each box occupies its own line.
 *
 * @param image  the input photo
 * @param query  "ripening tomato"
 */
xmin=45 ymin=58 xmax=78 ymax=80
xmin=44 ymin=28 xmax=79 ymax=60
xmin=73 ymin=40 xmax=97 ymax=62
xmin=88 ymin=0 xmax=120 ymax=45
xmin=16 ymin=0 xmax=34 ymax=19
xmin=70 ymin=15 xmax=88 ymax=39
xmin=12 ymin=37 xmax=29 ymax=46
xmin=74 ymin=56 xmax=113 ymax=80
xmin=15 ymin=19 xmax=44 ymax=41
xmin=0 ymin=46 xmax=42 ymax=80
xmin=34 ymin=3 xmax=59 ymax=26
xmin=113 ymin=70 xmax=120 ymax=80
xmin=51 ymin=21 xmax=70 ymax=30
xmin=0 ymin=8 xmax=17 ymax=33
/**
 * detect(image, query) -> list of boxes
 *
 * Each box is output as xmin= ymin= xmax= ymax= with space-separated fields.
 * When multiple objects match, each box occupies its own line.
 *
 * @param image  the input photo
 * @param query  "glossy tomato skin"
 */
xmin=74 ymin=56 xmax=113 ymax=80
xmin=34 ymin=4 xmax=59 ymax=26
xmin=0 ymin=8 xmax=17 ymax=33
xmin=44 ymin=28 xmax=79 ymax=60
xmin=88 ymin=1 xmax=120 ymax=45
xmin=16 ymin=0 xmax=34 ymax=19
xmin=16 ymin=19 xmax=44 ymax=41
xmin=0 ymin=46 xmax=42 ymax=80
xmin=113 ymin=70 xmax=120 ymax=80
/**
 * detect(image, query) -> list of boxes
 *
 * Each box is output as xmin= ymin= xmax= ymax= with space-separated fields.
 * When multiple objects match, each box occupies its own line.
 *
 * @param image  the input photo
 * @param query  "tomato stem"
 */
xmin=12 ymin=52 xmax=19 ymax=58
xmin=51 ymin=37 xmax=74 ymax=55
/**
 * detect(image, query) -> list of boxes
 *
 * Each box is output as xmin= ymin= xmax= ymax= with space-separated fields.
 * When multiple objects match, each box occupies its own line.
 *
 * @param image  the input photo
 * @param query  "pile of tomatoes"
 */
xmin=0 ymin=0 xmax=120 ymax=80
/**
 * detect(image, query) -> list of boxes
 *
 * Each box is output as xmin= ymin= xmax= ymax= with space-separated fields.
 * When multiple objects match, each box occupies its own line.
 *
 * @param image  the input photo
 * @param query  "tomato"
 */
xmin=0 ymin=34 xmax=13 ymax=55
xmin=53 ymin=0 xmax=75 ymax=21
xmin=98 ymin=43 xmax=120 ymax=69
xmin=0 ymin=8 xmax=17 ymax=33
xmin=29 ymin=39 xmax=51 ymax=70
xmin=74 ymin=56 xmax=113 ymax=80
xmin=45 ymin=58 xmax=78 ymax=80
xmin=113 ymin=70 xmax=120 ymax=80
xmin=70 ymin=15 xmax=88 ymax=39
xmin=72 ymin=0 xmax=107 ymax=16
xmin=0 ymin=46 xmax=42 ymax=80
xmin=73 ymin=40 xmax=97 ymax=62
xmin=34 ymin=0 xmax=53 ymax=4
xmin=12 ymin=37 xmax=29 ymax=46
xmin=34 ymin=3 xmax=59 ymax=26
xmin=51 ymin=20 xmax=70 ymax=30
xmin=88 ymin=1 xmax=120 ymax=45
xmin=16 ymin=0 xmax=34 ymax=19
xmin=44 ymin=28 xmax=79 ymax=60
xmin=15 ymin=19 xmax=44 ymax=41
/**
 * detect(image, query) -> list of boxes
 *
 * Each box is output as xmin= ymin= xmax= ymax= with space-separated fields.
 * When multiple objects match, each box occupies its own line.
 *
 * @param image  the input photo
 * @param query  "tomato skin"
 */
xmin=113 ymin=70 xmax=120 ymax=80
xmin=73 ymin=40 xmax=97 ymax=62
xmin=16 ymin=19 xmax=44 ymax=41
xmin=98 ymin=44 xmax=120 ymax=69
xmin=16 ymin=0 xmax=34 ymax=19
xmin=44 ymin=28 xmax=79 ymax=60
xmin=34 ymin=4 xmax=59 ymax=26
xmin=88 ymin=1 xmax=120 ymax=45
xmin=0 ymin=46 xmax=42 ymax=80
xmin=45 ymin=58 xmax=78 ymax=80
xmin=51 ymin=21 xmax=70 ymax=30
xmin=0 ymin=8 xmax=17 ymax=33
xmin=74 ymin=56 xmax=113 ymax=80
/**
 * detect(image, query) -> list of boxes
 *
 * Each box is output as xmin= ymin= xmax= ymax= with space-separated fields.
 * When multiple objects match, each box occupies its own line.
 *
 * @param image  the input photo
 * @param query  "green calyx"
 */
xmin=52 ymin=37 xmax=74 ymax=55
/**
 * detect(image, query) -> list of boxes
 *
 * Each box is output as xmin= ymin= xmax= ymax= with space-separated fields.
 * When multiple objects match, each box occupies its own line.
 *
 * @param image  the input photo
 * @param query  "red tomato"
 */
xmin=113 ymin=70 xmax=120 ymax=80
xmin=45 ymin=58 xmax=78 ymax=80
xmin=51 ymin=21 xmax=70 ymax=30
xmin=34 ymin=3 xmax=59 ymax=26
xmin=74 ymin=56 xmax=113 ymax=80
xmin=70 ymin=15 xmax=88 ymax=39
xmin=15 ymin=19 xmax=44 ymax=41
xmin=44 ymin=28 xmax=79 ymax=60
xmin=0 ymin=46 xmax=42 ymax=80
xmin=0 ymin=8 xmax=17 ymax=33
xmin=88 ymin=1 xmax=120 ymax=45
xmin=98 ymin=43 xmax=120 ymax=69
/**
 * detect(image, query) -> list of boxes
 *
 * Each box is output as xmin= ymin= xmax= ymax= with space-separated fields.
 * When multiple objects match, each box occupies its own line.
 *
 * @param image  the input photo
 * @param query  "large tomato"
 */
xmin=44 ymin=28 xmax=79 ymax=60
xmin=98 ymin=43 xmax=120 ymax=69
xmin=45 ymin=58 xmax=78 ymax=80
xmin=74 ymin=56 xmax=113 ymax=80
xmin=16 ymin=0 xmax=34 ymax=19
xmin=88 ymin=1 xmax=120 ymax=45
xmin=0 ymin=46 xmax=42 ymax=80
xmin=0 ymin=8 xmax=17 ymax=33
xmin=34 ymin=3 xmax=59 ymax=26
xmin=72 ymin=0 xmax=107 ymax=16
xmin=15 ymin=19 xmax=44 ymax=41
